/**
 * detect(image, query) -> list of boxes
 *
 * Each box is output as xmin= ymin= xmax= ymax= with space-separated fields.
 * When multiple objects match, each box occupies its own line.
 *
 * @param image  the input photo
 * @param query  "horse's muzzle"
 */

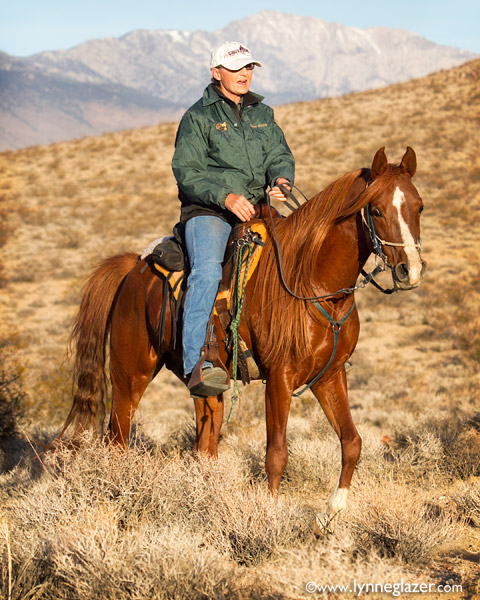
xmin=392 ymin=260 xmax=427 ymax=290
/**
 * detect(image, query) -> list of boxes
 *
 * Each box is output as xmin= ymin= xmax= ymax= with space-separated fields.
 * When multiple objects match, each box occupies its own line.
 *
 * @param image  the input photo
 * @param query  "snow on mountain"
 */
xmin=0 ymin=11 xmax=476 ymax=149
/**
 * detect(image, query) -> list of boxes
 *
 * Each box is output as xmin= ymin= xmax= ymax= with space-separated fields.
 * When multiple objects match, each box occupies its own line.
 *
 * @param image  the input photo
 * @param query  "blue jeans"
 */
xmin=183 ymin=216 xmax=232 ymax=376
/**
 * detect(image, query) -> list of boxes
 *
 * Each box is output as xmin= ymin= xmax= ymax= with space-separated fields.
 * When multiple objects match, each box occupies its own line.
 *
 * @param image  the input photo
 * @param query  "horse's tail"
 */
xmin=54 ymin=252 xmax=139 ymax=443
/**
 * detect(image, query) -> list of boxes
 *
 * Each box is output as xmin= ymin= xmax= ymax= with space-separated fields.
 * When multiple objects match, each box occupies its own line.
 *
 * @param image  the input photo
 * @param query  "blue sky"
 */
xmin=1 ymin=0 xmax=479 ymax=57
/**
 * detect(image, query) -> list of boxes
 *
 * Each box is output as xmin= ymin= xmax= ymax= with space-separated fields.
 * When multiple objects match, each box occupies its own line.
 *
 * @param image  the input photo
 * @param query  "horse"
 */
xmin=56 ymin=147 xmax=425 ymax=528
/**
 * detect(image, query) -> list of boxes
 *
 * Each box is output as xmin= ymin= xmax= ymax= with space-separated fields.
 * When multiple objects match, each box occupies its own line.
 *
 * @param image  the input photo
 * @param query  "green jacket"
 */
xmin=172 ymin=84 xmax=295 ymax=221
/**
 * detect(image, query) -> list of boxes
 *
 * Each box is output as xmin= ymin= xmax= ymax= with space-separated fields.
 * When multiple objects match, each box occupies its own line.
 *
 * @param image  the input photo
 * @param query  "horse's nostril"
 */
xmin=395 ymin=263 xmax=410 ymax=282
xmin=420 ymin=261 xmax=427 ymax=279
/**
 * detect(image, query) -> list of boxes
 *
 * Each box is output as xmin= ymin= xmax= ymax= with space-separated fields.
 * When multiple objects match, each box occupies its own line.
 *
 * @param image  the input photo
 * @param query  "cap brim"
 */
xmin=217 ymin=58 xmax=262 ymax=69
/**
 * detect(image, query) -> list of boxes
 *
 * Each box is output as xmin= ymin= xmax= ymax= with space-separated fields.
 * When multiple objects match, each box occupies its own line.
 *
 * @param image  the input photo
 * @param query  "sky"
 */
xmin=1 ymin=0 xmax=479 ymax=57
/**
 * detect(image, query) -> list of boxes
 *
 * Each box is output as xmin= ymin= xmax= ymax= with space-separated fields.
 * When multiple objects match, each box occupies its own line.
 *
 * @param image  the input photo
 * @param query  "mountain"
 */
xmin=0 ymin=11 xmax=476 ymax=150
xmin=0 ymin=52 xmax=182 ymax=150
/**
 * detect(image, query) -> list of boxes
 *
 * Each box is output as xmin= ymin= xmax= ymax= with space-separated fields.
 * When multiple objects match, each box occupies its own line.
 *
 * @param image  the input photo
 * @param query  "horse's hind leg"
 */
xmin=311 ymin=369 xmax=362 ymax=531
xmin=193 ymin=394 xmax=224 ymax=457
xmin=107 ymin=310 xmax=158 ymax=447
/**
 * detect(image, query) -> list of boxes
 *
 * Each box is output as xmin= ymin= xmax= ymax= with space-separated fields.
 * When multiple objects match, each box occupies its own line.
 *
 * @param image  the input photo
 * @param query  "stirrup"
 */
xmin=188 ymin=366 xmax=229 ymax=398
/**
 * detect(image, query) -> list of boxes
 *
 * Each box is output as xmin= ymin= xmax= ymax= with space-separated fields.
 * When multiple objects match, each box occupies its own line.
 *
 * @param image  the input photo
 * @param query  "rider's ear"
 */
xmin=400 ymin=146 xmax=417 ymax=177
xmin=371 ymin=147 xmax=388 ymax=180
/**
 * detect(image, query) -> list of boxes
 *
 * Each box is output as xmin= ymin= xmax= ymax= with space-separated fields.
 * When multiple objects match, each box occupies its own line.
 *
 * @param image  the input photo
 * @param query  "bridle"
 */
xmin=256 ymin=179 xmax=421 ymax=397
xmin=361 ymin=203 xmax=422 ymax=254
xmin=266 ymin=184 xmax=400 ymax=300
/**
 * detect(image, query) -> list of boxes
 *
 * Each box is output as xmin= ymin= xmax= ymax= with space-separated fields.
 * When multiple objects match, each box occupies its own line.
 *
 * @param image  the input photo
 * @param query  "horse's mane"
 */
xmin=251 ymin=167 xmax=371 ymax=369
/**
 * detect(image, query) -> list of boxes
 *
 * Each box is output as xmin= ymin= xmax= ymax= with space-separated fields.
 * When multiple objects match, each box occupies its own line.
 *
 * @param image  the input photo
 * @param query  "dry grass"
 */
xmin=0 ymin=432 xmax=465 ymax=600
xmin=453 ymin=481 xmax=480 ymax=528
xmin=1 ymin=59 xmax=480 ymax=598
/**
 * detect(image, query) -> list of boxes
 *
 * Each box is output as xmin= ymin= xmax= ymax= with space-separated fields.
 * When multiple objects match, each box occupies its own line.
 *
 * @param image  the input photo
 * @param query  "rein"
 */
xmin=228 ymin=229 xmax=261 ymax=423
xmin=263 ymin=184 xmax=398 ymax=395
xmin=266 ymin=185 xmax=397 ymax=300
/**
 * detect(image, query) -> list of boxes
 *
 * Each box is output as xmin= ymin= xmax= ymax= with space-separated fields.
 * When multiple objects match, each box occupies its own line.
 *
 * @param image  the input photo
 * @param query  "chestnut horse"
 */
xmin=58 ymin=147 xmax=425 ymax=526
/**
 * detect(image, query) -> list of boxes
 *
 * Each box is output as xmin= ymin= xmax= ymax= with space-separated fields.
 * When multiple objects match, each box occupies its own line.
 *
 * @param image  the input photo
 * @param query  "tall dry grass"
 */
xmin=0 ymin=425 xmax=468 ymax=600
xmin=0 ymin=59 xmax=479 ymax=598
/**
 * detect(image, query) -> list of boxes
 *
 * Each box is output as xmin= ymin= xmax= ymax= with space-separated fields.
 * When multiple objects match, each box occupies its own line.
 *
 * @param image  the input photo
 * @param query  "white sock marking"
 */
xmin=327 ymin=487 xmax=348 ymax=515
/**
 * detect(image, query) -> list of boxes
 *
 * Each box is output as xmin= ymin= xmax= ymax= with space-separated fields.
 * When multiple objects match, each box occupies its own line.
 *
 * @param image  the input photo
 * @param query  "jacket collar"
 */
xmin=202 ymin=83 xmax=264 ymax=107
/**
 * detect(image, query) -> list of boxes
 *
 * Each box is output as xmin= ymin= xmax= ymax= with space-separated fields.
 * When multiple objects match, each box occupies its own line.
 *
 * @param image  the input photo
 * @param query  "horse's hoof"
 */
xmin=312 ymin=511 xmax=335 ymax=535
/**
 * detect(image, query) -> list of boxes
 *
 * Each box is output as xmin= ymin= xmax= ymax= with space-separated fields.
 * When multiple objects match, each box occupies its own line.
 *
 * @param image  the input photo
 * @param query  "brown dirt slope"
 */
xmin=0 ymin=57 xmax=479 ymax=600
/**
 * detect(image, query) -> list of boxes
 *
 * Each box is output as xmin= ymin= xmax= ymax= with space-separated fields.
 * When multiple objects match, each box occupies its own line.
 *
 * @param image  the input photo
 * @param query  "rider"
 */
xmin=172 ymin=41 xmax=295 ymax=397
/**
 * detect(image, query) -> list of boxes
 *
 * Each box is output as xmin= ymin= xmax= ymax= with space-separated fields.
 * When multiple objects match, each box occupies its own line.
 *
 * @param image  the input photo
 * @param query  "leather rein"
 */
xmin=264 ymin=183 xmax=395 ymax=395
xmin=266 ymin=183 xmax=397 ymax=300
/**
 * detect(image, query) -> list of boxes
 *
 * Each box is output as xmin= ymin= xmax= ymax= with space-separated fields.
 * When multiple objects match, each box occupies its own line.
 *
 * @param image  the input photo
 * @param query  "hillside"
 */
xmin=1 ymin=10 xmax=476 ymax=149
xmin=0 ymin=59 xmax=479 ymax=598
xmin=1 ymin=58 xmax=479 ymax=394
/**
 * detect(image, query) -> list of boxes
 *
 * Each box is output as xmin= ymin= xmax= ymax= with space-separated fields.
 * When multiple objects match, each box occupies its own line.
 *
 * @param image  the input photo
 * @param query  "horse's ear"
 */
xmin=371 ymin=147 xmax=388 ymax=180
xmin=400 ymin=146 xmax=416 ymax=177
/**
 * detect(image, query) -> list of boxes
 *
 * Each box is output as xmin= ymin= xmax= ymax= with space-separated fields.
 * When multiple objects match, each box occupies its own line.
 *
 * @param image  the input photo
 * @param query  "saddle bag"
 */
xmin=149 ymin=223 xmax=187 ymax=272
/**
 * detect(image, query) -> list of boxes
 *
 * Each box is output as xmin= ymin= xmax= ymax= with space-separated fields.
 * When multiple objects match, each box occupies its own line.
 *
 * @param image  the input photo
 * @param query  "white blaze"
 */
xmin=393 ymin=186 xmax=422 ymax=284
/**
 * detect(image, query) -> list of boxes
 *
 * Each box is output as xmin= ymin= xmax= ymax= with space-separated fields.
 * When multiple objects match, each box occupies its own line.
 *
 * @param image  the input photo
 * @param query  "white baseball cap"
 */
xmin=210 ymin=41 xmax=262 ymax=70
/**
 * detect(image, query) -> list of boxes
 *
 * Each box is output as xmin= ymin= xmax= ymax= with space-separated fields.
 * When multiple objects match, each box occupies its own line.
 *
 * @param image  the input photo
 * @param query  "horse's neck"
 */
xmin=311 ymin=214 xmax=370 ymax=293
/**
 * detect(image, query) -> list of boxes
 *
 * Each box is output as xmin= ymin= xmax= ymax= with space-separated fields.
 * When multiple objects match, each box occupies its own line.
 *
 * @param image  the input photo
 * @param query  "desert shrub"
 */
xmin=51 ymin=523 xmax=239 ymax=600
xmin=61 ymin=181 xmax=80 ymax=198
xmin=389 ymin=411 xmax=480 ymax=481
xmin=259 ymin=539 xmax=407 ymax=599
xmin=0 ymin=209 xmax=8 ymax=288
xmin=0 ymin=437 xmax=311 ymax=599
xmin=284 ymin=435 xmax=339 ymax=492
xmin=32 ymin=364 xmax=75 ymax=423
xmin=0 ymin=365 xmax=25 ymax=445
xmin=452 ymin=481 xmax=480 ymax=527
xmin=349 ymin=484 xmax=457 ymax=564
xmin=204 ymin=486 xmax=307 ymax=566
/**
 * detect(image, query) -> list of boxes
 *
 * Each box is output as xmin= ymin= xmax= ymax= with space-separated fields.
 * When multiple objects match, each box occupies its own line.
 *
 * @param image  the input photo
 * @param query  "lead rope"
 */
xmin=227 ymin=238 xmax=255 ymax=424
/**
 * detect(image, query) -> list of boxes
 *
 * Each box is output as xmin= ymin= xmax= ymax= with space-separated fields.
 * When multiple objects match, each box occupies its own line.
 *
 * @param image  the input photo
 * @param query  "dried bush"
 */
xmin=349 ymin=484 xmax=458 ymax=564
xmin=389 ymin=411 xmax=480 ymax=481
xmin=452 ymin=481 xmax=480 ymax=527
xmin=0 ymin=365 xmax=25 ymax=445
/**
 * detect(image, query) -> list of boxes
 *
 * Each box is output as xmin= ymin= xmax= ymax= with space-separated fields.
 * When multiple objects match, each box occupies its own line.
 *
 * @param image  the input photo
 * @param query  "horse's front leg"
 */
xmin=265 ymin=371 xmax=293 ymax=494
xmin=193 ymin=393 xmax=224 ymax=458
xmin=311 ymin=368 xmax=362 ymax=532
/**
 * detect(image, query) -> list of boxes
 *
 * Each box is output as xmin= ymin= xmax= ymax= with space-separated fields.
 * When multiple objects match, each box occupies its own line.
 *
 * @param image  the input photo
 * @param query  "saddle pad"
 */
xmin=151 ymin=264 xmax=185 ymax=301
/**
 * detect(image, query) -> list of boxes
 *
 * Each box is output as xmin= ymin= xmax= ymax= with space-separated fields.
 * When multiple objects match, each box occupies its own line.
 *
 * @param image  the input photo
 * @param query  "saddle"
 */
xmin=140 ymin=204 xmax=281 ymax=384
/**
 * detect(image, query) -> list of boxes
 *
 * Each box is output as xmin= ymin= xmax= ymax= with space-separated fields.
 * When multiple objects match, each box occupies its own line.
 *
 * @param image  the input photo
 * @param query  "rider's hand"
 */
xmin=225 ymin=193 xmax=256 ymax=222
xmin=269 ymin=178 xmax=291 ymax=201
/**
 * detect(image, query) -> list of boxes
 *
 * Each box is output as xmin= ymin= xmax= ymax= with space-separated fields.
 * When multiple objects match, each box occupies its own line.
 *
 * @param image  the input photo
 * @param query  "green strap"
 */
xmin=227 ymin=241 xmax=254 ymax=423
xmin=293 ymin=300 xmax=356 ymax=397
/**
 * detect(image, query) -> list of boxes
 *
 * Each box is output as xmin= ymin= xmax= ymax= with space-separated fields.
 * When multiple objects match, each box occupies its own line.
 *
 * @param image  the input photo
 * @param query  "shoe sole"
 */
xmin=189 ymin=368 xmax=229 ymax=397
xmin=189 ymin=381 xmax=230 ymax=397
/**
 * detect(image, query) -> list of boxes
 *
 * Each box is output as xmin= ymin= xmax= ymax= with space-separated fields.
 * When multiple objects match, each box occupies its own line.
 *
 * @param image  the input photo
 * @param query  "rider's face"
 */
xmin=211 ymin=64 xmax=254 ymax=103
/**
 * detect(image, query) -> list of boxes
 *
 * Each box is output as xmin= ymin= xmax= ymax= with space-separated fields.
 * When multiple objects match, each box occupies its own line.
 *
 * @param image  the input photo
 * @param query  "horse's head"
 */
xmin=364 ymin=146 xmax=426 ymax=290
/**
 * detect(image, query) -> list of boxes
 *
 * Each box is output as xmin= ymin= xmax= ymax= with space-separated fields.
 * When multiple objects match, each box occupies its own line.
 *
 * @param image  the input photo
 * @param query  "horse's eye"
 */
xmin=372 ymin=207 xmax=383 ymax=218
xmin=419 ymin=204 xmax=424 ymax=214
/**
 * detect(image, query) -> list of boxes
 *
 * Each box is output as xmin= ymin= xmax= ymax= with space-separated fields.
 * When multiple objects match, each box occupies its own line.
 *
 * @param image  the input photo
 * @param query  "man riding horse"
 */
xmin=171 ymin=41 xmax=295 ymax=397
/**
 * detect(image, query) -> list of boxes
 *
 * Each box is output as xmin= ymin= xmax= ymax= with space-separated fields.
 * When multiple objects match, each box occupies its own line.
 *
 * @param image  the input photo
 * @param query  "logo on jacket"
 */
xmin=216 ymin=122 xmax=228 ymax=131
